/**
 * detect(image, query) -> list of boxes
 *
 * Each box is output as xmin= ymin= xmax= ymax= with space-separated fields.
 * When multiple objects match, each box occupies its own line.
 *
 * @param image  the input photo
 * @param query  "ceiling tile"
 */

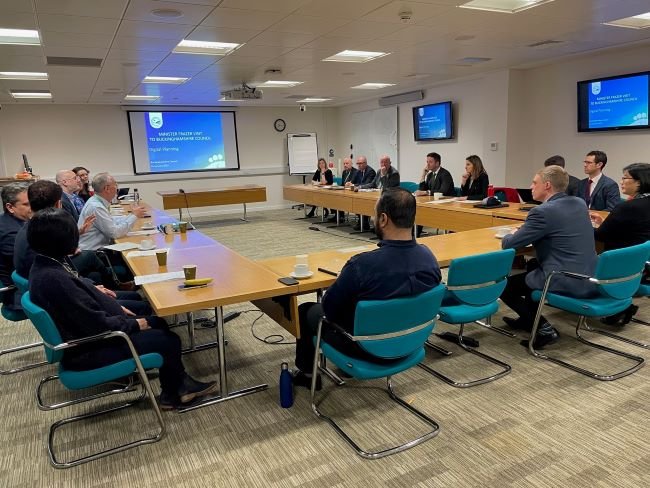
xmin=246 ymin=30 xmax=317 ymax=48
xmin=294 ymin=0 xmax=391 ymax=19
xmin=186 ymin=26 xmax=262 ymax=44
xmin=324 ymin=20 xmax=405 ymax=40
xmin=35 ymin=0 xmax=129 ymax=18
xmin=268 ymin=15 xmax=350 ymax=35
xmin=37 ymin=14 xmax=120 ymax=35
xmin=361 ymin=1 xmax=453 ymax=24
xmin=124 ymin=0 xmax=214 ymax=25
xmin=218 ymin=0 xmax=310 ymax=12
xmin=0 ymin=1 xmax=36 ymax=14
xmin=41 ymin=31 xmax=114 ymax=49
xmin=113 ymin=36 xmax=180 ymax=52
xmin=200 ymin=7 xmax=286 ymax=30
xmin=117 ymin=20 xmax=194 ymax=40
xmin=0 ymin=13 xmax=37 ymax=29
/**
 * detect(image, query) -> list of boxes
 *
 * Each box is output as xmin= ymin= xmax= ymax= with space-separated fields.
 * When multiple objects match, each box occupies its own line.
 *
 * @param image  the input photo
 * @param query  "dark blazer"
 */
xmin=311 ymin=168 xmax=333 ymax=185
xmin=502 ymin=192 xmax=597 ymax=297
xmin=61 ymin=192 xmax=80 ymax=222
xmin=566 ymin=174 xmax=581 ymax=197
xmin=461 ymin=172 xmax=489 ymax=200
xmin=594 ymin=195 xmax=650 ymax=251
xmin=361 ymin=165 xmax=400 ymax=190
xmin=341 ymin=167 xmax=357 ymax=185
xmin=418 ymin=167 xmax=455 ymax=196
xmin=352 ymin=166 xmax=376 ymax=186
xmin=0 ymin=212 xmax=25 ymax=309
xmin=578 ymin=174 xmax=620 ymax=211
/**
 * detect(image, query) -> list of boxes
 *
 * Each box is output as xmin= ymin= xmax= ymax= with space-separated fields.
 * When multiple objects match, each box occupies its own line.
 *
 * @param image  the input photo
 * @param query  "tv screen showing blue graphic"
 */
xmin=578 ymin=72 xmax=649 ymax=132
xmin=413 ymin=101 xmax=454 ymax=141
xmin=128 ymin=110 xmax=240 ymax=174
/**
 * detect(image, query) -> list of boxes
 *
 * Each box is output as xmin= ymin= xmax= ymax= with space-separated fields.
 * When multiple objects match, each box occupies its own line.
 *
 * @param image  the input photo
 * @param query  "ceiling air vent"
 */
xmin=457 ymin=57 xmax=492 ymax=64
xmin=284 ymin=94 xmax=312 ymax=99
xmin=528 ymin=39 xmax=565 ymax=48
xmin=46 ymin=56 xmax=103 ymax=67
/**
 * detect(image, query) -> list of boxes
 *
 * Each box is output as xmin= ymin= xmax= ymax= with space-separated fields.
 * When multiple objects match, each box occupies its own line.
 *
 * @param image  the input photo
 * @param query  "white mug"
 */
xmin=433 ymin=192 xmax=443 ymax=201
xmin=140 ymin=239 xmax=154 ymax=249
xmin=294 ymin=263 xmax=309 ymax=276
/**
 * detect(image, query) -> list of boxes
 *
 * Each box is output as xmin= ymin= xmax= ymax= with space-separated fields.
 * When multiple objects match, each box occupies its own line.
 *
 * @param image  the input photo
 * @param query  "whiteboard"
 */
xmin=350 ymin=106 xmax=398 ymax=169
xmin=287 ymin=133 xmax=318 ymax=175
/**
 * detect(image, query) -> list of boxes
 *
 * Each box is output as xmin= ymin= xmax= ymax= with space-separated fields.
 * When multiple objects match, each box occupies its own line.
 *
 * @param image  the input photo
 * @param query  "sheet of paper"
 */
xmin=423 ymin=199 xmax=456 ymax=205
xmin=134 ymin=271 xmax=184 ymax=285
xmin=127 ymin=230 xmax=159 ymax=236
xmin=337 ymin=245 xmax=372 ymax=253
xmin=102 ymin=242 xmax=139 ymax=251
xmin=127 ymin=248 xmax=170 ymax=257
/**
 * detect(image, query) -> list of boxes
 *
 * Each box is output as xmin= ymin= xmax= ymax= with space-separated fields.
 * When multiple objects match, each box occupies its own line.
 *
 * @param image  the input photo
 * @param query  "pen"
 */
xmin=317 ymin=267 xmax=338 ymax=277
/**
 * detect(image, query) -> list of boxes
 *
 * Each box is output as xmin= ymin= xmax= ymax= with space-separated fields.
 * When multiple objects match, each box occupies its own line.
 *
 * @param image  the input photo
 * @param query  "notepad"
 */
xmin=102 ymin=242 xmax=139 ymax=252
xmin=134 ymin=271 xmax=184 ymax=285
xmin=127 ymin=230 xmax=159 ymax=236
xmin=127 ymin=248 xmax=170 ymax=257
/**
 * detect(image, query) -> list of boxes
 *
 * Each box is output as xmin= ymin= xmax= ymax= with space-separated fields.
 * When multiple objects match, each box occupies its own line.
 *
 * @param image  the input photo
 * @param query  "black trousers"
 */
xmin=500 ymin=260 xmax=549 ymax=331
xmin=70 ymin=251 xmax=114 ymax=286
xmin=115 ymin=291 xmax=152 ymax=316
xmin=63 ymin=318 xmax=185 ymax=395
xmin=294 ymin=303 xmax=398 ymax=373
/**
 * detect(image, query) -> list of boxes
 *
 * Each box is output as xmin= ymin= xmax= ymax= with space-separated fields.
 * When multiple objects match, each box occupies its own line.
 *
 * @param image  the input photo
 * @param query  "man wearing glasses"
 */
xmin=578 ymin=150 xmax=620 ymax=211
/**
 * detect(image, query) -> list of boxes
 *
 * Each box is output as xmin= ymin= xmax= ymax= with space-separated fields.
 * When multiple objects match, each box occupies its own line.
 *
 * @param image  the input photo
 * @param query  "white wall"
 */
xmin=0 ymin=104 xmax=336 ymax=214
xmin=334 ymin=70 xmax=511 ymax=187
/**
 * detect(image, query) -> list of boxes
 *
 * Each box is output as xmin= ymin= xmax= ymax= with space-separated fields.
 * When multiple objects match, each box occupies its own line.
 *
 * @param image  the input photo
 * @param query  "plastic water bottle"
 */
xmin=487 ymin=185 xmax=495 ymax=197
xmin=279 ymin=362 xmax=293 ymax=408
xmin=133 ymin=188 xmax=140 ymax=203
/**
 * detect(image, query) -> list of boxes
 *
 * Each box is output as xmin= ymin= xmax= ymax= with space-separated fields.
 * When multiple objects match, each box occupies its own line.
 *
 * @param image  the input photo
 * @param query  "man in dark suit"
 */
xmin=346 ymin=156 xmax=376 ymax=231
xmin=577 ymin=150 xmax=620 ymax=211
xmin=0 ymin=183 xmax=31 ymax=311
xmin=500 ymin=165 xmax=598 ymax=349
xmin=329 ymin=157 xmax=358 ymax=222
xmin=414 ymin=152 xmax=455 ymax=237
xmin=359 ymin=155 xmax=400 ymax=191
xmin=544 ymin=155 xmax=580 ymax=196
xmin=414 ymin=152 xmax=455 ymax=197
xmin=56 ymin=169 xmax=84 ymax=221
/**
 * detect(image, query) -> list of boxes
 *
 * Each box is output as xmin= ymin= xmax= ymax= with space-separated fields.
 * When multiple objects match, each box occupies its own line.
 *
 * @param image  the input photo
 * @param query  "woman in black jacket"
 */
xmin=306 ymin=158 xmax=333 ymax=218
xmin=460 ymin=155 xmax=489 ymax=200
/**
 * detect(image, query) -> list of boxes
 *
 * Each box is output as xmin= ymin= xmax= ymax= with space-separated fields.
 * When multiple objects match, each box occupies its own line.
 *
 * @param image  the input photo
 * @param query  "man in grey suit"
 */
xmin=500 ymin=165 xmax=598 ymax=349
xmin=577 ymin=150 xmax=620 ymax=210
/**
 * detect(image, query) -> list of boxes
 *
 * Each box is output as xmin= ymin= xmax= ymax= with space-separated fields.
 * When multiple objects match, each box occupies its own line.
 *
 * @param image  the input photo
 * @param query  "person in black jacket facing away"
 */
xmin=27 ymin=208 xmax=218 ymax=410
xmin=306 ymin=158 xmax=333 ymax=218
xmin=544 ymin=155 xmax=580 ymax=196
xmin=460 ymin=155 xmax=489 ymax=200
xmin=590 ymin=162 xmax=650 ymax=325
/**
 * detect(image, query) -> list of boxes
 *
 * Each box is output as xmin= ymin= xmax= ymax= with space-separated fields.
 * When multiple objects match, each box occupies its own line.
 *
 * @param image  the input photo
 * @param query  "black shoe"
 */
xmin=520 ymin=327 xmax=559 ymax=350
xmin=306 ymin=210 xmax=315 ymax=218
xmin=601 ymin=304 xmax=638 ymax=326
xmin=503 ymin=316 xmax=532 ymax=331
xmin=178 ymin=375 xmax=219 ymax=404
xmin=352 ymin=223 xmax=361 ymax=231
xmin=159 ymin=391 xmax=182 ymax=411
xmin=292 ymin=370 xmax=322 ymax=391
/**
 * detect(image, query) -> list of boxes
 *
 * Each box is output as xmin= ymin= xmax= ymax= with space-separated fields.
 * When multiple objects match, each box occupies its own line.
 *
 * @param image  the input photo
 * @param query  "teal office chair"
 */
xmin=399 ymin=181 xmax=419 ymax=193
xmin=21 ymin=292 xmax=165 ymax=468
xmin=575 ymin=256 xmax=650 ymax=350
xmin=528 ymin=242 xmax=649 ymax=381
xmin=310 ymin=285 xmax=446 ymax=459
xmin=333 ymin=176 xmax=342 ymax=186
xmin=0 ymin=271 xmax=47 ymax=375
xmin=419 ymin=249 xmax=516 ymax=387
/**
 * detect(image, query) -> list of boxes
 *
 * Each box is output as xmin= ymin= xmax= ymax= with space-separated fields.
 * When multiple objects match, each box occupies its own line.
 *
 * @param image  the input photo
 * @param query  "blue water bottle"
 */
xmin=279 ymin=362 xmax=294 ymax=408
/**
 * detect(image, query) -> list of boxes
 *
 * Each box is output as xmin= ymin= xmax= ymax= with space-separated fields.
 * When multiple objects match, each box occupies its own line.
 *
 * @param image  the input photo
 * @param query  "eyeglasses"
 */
xmin=621 ymin=177 xmax=635 ymax=180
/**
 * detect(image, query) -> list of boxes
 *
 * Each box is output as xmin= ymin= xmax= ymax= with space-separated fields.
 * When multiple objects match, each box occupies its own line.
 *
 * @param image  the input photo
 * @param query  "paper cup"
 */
xmin=155 ymin=250 xmax=168 ymax=266
xmin=178 ymin=221 xmax=188 ymax=234
xmin=183 ymin=264 xmax=197 ymax=280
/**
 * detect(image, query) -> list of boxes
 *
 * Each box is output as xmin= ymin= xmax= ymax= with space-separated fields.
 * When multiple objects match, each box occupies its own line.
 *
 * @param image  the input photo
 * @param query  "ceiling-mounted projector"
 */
xmin=221 ymin=83 xmax=263 ymax=101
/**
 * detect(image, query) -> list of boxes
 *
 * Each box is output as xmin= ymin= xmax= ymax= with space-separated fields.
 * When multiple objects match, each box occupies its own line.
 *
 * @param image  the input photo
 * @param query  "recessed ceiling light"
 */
xmin=322 ymin=50 xmax=389 ymax=63
xmin=351 ymin=82 xmax=396 ymax=90
xmin=603 ymin=12 xmax=650 ymax=29
xmin=459 ymin=0 xmax=554 ymax=14
xmin=297 ymin=98 xmax=332 ymax=103
xmin=124 ymin=95 xmax=159 ymax=101
xmin=0 ymin=71 xmax=48 ymax=80
xmin=257 ymin=80 xmax=303 ymax=88
xmin=0 ymin=28 xmax=41 ymax=46
xmin=173 ymin=39 xmax=242 ymax=56
xmin=151 ymin=8 xmax=183 ymax=19
xmin=142 ymin=76 xmax=189 ymax=84
xmin=10 ymin=90 xmax=51 ymax=99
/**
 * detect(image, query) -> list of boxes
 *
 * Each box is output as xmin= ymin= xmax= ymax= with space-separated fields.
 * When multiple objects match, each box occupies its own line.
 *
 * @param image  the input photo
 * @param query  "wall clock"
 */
xmin=274 ymin=118 xmax=286 ymax=132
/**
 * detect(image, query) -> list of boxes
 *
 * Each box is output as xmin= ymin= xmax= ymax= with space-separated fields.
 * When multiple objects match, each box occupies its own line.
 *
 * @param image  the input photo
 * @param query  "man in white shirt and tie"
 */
xmin=578 ymin=150 xmax=620 ymax=211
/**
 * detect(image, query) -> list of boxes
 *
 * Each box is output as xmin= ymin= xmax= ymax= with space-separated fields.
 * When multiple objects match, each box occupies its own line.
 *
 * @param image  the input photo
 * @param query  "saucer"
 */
xmin=138 ymin=244 xmax=157 ymax=251
xmin=290 ymin=271 xmax=314 ymax=279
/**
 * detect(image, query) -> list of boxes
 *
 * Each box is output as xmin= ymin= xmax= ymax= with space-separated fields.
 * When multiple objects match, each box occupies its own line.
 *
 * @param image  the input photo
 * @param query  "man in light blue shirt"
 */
xmin=78 ymin=173 xmax=146 ymax=251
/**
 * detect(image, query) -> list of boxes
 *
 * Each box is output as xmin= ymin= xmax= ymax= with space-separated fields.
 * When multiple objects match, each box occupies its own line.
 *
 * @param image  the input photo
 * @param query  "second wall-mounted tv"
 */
xmin=577 ymin=71 xmax=649 ymax=132
xmin=413 ymin=101 xmax=454 ymax=141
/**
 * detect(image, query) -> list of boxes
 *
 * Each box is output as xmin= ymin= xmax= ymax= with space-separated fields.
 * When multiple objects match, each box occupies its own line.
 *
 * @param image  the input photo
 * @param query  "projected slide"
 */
xmin=413 ymin=102 xmax=453 ymax=141
xmin=588 ymin=74 xmax=649 ymax=129
xmin=128 ymin=111 xmax=240 ymax=174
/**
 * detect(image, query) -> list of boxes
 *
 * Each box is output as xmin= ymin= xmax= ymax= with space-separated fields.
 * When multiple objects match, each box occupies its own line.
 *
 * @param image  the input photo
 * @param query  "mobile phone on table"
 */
xmin=278 ymin=277 xmax=299 ymax=286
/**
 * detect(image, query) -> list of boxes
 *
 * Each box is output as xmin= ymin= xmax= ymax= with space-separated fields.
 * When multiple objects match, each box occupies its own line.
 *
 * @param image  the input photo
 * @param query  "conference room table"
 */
xmin=115 ymin=204 xmax=299 ymax=412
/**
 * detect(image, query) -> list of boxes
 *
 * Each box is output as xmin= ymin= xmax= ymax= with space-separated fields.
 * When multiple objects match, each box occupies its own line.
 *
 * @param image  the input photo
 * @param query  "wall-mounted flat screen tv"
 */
xmin=413 ymin=101 xmax=454 ymax=141
xmin=577 ymin=71 xmax=649 ymax=132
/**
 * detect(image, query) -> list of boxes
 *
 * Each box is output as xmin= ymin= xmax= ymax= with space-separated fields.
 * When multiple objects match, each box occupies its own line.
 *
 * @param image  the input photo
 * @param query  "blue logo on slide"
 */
xmin=591 ymin=82 xmax=601 ymax=95
xmin=149 ymin=112 xmax=163 ymax=129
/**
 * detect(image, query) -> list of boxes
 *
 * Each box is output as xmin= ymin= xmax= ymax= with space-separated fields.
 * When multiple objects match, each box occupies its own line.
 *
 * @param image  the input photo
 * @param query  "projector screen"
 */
xmin=412 ymin=101 xmax=454 ymax=141
xmin=577 ymin=72 xmax=650 ymax=132
xmin=128 ymin=110 xmax=240 ymax=175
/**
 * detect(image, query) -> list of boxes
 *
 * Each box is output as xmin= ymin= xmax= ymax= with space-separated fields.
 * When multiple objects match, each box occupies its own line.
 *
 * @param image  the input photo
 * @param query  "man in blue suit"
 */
xmin=577 ymin=150 xmax=620 ymax=211
xmin=500 ymin=165 xmax=598 ymax=349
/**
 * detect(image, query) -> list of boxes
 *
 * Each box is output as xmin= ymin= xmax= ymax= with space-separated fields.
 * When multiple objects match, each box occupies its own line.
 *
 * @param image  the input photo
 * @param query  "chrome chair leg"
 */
xmin=0 ymin=340 xmax=48 ymax=375
xmin=420 ymin=323 xmax=511 ymax=388
xmin=582 ymin=320 xmax=649 ymax=350
xmin=36 ymin=374 xmax=139 ymax=411
xmin=630 ymin=317 xmax=650 ymax=326
xmin=424 ymin=340 xmax=453 ymax=356
xmin=474 ymin=314 xmax=517 ymax=338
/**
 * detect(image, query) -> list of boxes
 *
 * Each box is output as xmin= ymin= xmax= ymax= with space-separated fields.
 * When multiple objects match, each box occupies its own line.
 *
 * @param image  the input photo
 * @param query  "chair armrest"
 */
xmin=0 ymin=285 xmax=16 ymax=295
xmin=556 ymin=271 xmax=594 ymax=281
xmin=320 ymin=316 xmax=354 ymax=341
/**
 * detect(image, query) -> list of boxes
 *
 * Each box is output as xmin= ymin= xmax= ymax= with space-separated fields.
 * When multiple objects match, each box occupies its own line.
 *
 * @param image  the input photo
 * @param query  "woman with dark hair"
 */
xmin=591 ymin=162 xmax=650 ymax=325
xmin=72 ymin=166 xmax=92 ymax=202
xmin=460 ymin=155 xmax=489 ymax=200
xmin=306 ymin=158 xmax=333 ymax=218
xmin=27 ymin=208 xmax=217 ymax=409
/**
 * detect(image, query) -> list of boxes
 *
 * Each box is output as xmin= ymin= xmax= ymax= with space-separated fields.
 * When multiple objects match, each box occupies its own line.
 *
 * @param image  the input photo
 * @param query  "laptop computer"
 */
xmin=516 ymin=188 xmax=541 ymax=205
xmin=117 ymin=187 xmax=130 ymax=197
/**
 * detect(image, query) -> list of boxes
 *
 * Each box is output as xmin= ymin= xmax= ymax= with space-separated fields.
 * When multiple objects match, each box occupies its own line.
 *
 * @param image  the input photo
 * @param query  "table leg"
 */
xmin=178 ymin=208 xmax=183 ymax=221
xmin=178 ymin=306 xmax=268 ymax=413
xmin=241 ymin=203 xmax=248 ymax=222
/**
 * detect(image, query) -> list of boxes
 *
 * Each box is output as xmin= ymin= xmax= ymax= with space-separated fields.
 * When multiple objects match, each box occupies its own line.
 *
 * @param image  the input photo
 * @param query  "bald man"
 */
xmin=56 ymin=169 xmax=86 ymax=221
xmin=329 ymin=158 xmax=358 ymax=222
